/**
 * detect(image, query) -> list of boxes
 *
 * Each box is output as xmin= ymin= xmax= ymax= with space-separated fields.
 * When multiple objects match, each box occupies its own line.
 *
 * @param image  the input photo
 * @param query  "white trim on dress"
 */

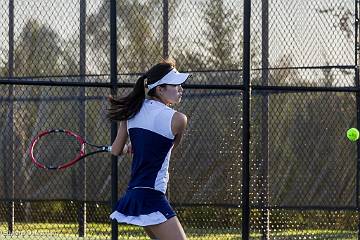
xmin=110 ymin=210 xmax=167 ymax=226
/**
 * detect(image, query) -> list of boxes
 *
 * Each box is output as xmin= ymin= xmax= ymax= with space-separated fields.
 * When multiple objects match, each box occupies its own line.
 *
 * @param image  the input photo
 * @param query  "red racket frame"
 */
xmin=30 ymin=129 xmax=107 ymax=170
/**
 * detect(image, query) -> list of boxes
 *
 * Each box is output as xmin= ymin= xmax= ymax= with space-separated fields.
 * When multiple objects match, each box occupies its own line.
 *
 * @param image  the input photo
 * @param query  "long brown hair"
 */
xmin=107 ymin=59 xmax=176 ymax=121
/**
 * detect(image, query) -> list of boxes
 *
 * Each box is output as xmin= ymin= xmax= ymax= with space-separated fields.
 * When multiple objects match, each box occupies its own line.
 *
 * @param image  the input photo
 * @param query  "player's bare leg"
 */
xmin=146 ymin=216 xmax=187 ymax=240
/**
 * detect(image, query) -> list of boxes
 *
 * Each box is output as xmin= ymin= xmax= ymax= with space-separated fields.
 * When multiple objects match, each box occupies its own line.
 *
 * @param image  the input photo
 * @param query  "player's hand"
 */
xmin=122 ymin=143 xmax=133 ymax=155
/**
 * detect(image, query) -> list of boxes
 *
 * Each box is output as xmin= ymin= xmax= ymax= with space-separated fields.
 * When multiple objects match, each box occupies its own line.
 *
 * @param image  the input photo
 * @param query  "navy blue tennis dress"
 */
xmin=110 ymin=99 xmax=177 ymax=226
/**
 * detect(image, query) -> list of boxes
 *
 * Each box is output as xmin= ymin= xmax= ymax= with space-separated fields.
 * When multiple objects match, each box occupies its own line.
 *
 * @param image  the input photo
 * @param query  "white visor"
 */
xmin=147 ymin=69 xmax=190 ymax=90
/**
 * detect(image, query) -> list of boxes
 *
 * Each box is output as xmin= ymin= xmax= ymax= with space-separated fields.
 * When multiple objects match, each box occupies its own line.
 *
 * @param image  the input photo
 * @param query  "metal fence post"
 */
xmin=261 ymin=0 xmax=270 ymax=238
xmin=242 ymin=0 xmax=252 ymax=239
xmin=78 ymin=0 xmax=87 ymax=237
xmin=110 ymin=0 xmax=118 ymax=239
xmin=5 ymin=0 xmax=15 ymax=234
xmin=355 ymin=2 xmax=360 ymax=239
xmin=356 ymin=68 xmax=360 ymax=240
xmin=162 ymin=0 xmax=170 ymax=203
xmin=163 ymin=0 xmax=169 ymax=59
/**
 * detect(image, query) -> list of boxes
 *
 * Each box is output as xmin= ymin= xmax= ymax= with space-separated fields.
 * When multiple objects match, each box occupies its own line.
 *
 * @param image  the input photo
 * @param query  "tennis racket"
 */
xmin=30 ymin=129 xmax=111 ymax=170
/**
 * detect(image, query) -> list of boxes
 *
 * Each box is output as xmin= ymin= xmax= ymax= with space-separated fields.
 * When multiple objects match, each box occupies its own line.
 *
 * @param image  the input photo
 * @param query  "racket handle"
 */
xmin=103 ymin=146 xmax=112 ymax=152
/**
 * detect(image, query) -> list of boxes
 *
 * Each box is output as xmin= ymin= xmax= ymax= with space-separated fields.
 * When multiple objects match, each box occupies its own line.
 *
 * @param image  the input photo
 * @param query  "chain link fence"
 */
xmin=0 ymin=0 xmax=359 ymax=239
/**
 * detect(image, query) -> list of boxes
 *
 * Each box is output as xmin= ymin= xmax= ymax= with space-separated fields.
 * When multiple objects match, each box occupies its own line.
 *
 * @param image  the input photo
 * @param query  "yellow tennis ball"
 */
xmin=347 ymin=128 xmax=360 ymax=142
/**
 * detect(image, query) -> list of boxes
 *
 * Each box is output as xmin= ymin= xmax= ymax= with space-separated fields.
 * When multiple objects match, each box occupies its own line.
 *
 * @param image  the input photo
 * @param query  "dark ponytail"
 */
xmin=108 ymin=58 xmax=176 ymax=121
xmin=107 ymin=75 xmax=146 ymax=121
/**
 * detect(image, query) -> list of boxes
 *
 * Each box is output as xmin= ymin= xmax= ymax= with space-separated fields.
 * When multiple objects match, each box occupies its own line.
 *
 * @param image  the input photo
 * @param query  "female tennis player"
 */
xmin=108 ymin=59 xmax=189 ymax=240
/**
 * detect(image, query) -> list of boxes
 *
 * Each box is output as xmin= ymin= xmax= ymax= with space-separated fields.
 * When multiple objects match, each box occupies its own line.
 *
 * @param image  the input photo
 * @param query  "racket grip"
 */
xmin=104 ymin=146 xmax=112 ymax=152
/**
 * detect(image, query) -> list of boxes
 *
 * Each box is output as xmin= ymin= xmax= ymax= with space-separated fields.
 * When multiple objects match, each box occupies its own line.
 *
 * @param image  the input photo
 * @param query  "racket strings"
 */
xmin=32 ymin=132 xmax=82 ymax=168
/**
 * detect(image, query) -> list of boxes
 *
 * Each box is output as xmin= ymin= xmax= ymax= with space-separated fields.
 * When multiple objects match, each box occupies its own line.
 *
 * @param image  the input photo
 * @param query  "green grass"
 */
xmin=0 ymin=223 xmax=357 ymax=239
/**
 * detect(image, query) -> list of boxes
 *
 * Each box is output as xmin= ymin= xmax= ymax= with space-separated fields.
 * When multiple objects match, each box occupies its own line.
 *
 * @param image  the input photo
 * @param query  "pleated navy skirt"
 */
xmin=110 ymin=188 xmax=176 ymax=226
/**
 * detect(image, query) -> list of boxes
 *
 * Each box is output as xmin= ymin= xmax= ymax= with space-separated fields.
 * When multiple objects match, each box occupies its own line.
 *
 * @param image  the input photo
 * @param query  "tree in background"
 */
xmin=87 ymin=0 xmax=175 ymax=73
xmin=263 ymin=61 xmax=356 ymax=233
xmin=171 ymin=0 xmax=245 ymax=210
xmin=11 ymin=18 xmax=78 ymax=147
xmin=201 ymin=0 xmax=240 ymax=69
xmin=0 ymin=63 xmax=6 ymax=76
xmin=1 ymin=19 xmax=83 ymax=220
xmin=175 ymin=0 xmax=242 ymax=71
xmin=316 ymin=5 xmax=354 ymax=76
